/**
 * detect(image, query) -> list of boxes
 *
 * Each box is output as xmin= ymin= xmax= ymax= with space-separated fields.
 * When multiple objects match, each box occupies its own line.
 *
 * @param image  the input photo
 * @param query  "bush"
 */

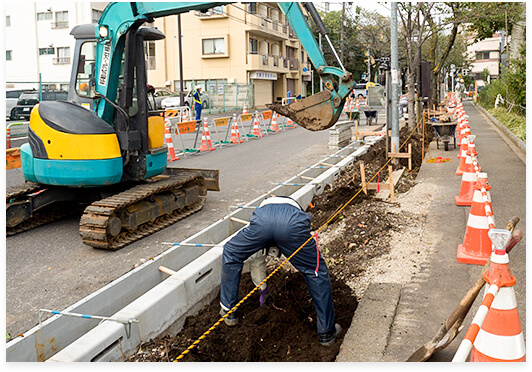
xmin=478 ymin=79 xmax=507 ymax=109
xmin=487 ymin=107 xmax=526 ymax=142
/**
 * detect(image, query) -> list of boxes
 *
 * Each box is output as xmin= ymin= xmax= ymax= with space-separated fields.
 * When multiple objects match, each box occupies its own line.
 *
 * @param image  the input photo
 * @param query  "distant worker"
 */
xmin=455 ymin=78 xmax=465 ymax=101
xmin=193 ymin=87 xmax=203 ymax=124
xmin=219 ymin=196 xmax=342 ymax=346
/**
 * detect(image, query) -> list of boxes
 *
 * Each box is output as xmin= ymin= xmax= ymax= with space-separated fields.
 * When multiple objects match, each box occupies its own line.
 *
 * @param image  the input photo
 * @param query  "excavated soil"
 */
xmin=127 ymin=124 xmax=432 ymax=362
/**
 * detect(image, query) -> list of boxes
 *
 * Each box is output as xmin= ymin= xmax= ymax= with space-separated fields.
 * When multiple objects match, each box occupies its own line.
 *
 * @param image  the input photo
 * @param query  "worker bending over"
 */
xmin=220 ymin=196 xmax=341 ymax=346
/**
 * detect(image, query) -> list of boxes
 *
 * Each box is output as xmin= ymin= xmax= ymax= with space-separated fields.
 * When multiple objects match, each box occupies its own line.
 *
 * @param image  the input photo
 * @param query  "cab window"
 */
xmin=76 ymin=41 xmax=97 ymax=97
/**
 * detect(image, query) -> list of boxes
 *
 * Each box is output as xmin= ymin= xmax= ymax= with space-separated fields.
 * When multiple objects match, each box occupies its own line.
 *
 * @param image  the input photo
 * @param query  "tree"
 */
xmin=357 ymin=8 xmax=391 ymax=82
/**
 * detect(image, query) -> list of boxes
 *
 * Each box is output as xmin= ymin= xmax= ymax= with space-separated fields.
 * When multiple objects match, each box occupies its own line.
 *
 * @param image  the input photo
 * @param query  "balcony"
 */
xmin=247 ymin=53 xmax=288 ymax=73
xmin=245 ymin=13 xmax=288 ymax=39
xmin=53 ymin=57 xmax=71 ymax=65
xmin=284 ymin=57 xmax=299 ymax=71
xmin=51 ymin=21 xmax=69 ymax=29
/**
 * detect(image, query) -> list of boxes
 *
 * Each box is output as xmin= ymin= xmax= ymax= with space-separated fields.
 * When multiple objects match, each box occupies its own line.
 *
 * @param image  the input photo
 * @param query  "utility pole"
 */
xmin=177 ymin=14 xmax=185 ymax=106
xmin=367 ymin=47 xmax=371 ymax=82
xmin=390 ymin=2 xmax=400 ymax=162
xmin=340 ymin=2 xmax=345 ymax=64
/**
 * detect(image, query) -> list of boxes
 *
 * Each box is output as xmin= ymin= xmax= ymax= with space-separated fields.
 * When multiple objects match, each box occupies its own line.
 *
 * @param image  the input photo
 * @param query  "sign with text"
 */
xmin=177 ymin=121 xmax=196 ymax=134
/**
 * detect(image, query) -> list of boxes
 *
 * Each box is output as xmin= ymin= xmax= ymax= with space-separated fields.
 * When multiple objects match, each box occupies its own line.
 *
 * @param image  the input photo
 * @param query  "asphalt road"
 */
xmin=6 ymin=111 xmax=368 ymax=338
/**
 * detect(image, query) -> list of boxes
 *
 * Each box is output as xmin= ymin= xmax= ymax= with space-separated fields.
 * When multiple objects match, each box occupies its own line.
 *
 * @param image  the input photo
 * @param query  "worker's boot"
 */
xmin=219 ymin=308 xmax=239 ymax=327
xmin=318 ymin=323 xmax=342 ymax=346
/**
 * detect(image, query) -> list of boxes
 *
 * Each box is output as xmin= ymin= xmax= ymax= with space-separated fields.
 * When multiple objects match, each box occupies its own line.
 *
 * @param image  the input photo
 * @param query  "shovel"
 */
xmin=406 ymin=216 xmax=521 ymax=362
xmin=268 ymin=90 xmax=346 ymax=131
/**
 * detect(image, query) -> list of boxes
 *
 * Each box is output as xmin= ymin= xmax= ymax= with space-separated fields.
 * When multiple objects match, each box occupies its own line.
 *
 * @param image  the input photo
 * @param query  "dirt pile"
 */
xmin=127 ymin=124 xmax=432 ymax=362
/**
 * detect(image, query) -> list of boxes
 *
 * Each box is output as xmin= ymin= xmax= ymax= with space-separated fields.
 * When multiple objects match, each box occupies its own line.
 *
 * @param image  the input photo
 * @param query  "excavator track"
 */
xmin=79 ymin=172 xmax=205 ymax=250
xmin=6 ymin=182 xmax=80 ymax=236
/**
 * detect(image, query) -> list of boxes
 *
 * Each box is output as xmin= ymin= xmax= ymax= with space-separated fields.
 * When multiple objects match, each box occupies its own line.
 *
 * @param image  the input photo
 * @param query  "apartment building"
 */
xmin=466 ymin=32 xmax=507 ymax=84
xmin=147 ymin=3 xmax=312 ymax=107
xmin=5 ymin=2 xmax=108 ymax=90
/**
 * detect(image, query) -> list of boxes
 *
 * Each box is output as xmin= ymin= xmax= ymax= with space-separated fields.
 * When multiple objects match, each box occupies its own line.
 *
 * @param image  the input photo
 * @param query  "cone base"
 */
xmin=455 ymin=195 xmax=472 ymax=206
xmin=199 ymin=146 xmax=216 ymax=152
xmin=456 ymin=244 xmax=489 ymax=265
xmin=470 ymin=348 xmax=526 ymax=362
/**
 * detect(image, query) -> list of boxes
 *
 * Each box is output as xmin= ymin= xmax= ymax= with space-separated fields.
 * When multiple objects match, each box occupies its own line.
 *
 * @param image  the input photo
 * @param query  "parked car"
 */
xmin=351 ymin=82 xmax=382 ymax=99
xmin=147 ymin=88 xmax=172 ymax=110
xmin=6 ymin=88 xmax=31 ymax=120
xmin=161 ymin=90 xmax=209 ymax=109
xmin=10 ymin=91 xmax=68 ymax=120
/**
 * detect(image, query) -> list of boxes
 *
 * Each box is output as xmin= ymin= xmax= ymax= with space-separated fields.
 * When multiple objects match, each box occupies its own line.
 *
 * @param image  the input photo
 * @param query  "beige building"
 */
xmin=146 ymin=3 xmax=312 ymax=108
xmin=466 ymin=33 xmax=505 ymax=82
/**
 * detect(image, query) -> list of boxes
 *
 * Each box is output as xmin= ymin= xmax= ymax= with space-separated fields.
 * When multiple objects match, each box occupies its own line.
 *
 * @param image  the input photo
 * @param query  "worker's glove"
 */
xmin=267 ymin=246 xmax=281 ymax=258
xmin=259 ymin=288 xmax=269 ymax=307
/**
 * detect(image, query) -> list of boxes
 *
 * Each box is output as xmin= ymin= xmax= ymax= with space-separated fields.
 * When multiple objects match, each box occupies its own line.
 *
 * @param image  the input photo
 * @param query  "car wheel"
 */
xmin=202 ymin=101 xmax=208 ymax=109
xmin=10 ymin=109 xmax=18 ymax=121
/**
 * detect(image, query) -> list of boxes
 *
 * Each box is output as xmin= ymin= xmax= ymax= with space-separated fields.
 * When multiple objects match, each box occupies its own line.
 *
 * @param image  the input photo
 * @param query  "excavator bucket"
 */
xmin=267 ymin=90 xmax=343 ymax=131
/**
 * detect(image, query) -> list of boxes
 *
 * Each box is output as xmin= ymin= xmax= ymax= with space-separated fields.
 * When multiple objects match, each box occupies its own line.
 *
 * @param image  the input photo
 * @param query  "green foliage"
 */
xmin=480 ymin=68 xmax=490 ymax=83
xmin=457 ymin=2 xmax=525 ymax=42
xmin=504 ymin=42 xmax=526 ymax=113
xmin=478 ymin=78 xmax=507 ymax=109
xmin=488 ymin=107 xmax=526 ymax=142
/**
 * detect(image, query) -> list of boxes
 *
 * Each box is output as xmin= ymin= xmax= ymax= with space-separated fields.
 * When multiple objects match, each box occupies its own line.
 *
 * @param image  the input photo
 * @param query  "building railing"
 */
xmin=53 ymin=57 xmax=71 ymax=65
xmin=51 ymin=21 xmax=69 ymax=29
xmin=284 ymin=57 xmax=299 ymax=71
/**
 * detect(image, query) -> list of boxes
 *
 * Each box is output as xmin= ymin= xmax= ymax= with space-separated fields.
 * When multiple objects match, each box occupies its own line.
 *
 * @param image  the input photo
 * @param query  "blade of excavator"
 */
xmin=267 ymin=90 xmax=342 ymax=131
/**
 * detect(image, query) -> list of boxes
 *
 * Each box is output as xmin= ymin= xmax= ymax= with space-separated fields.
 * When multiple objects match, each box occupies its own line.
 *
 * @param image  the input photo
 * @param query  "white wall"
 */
xmin=5 ymin=2 xmax=107 ymax=87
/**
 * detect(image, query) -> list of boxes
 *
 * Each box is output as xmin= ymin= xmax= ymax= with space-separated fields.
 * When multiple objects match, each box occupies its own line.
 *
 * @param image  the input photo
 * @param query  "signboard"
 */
xmin=240 ymin=113 xmax=253 ymax=122
xmin=250 ymin=71 xmax=277 ymax=80
xmin=214 ymin=117 xmax=229 ymax=127
xmin=177 ymin=121 xmax=196 ymax=134
xmin=261 ymin=110 xmax=272 ymax=120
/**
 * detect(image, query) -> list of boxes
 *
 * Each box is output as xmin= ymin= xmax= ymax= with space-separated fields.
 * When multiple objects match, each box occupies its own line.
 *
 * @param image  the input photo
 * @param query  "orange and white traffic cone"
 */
xmin=230 ymin=114 xmax=243 ymax=144
xmin=456 ymin=136 xmax=478 ymax=175
xmin=343 ymin=98 xmax=349 ymax=113
xmin=199 ymin=117 xmax=215 ymax=152
xmin=469 ymin=229 xmax=526 ymax=361
xmin=269 ymin=112 xmax=279 ymax=133
xmin=243 ymin=104 xmax=248 ymax=115
xmin=456 ymin=126 xmax=471 ymax=159
xmin=355 ymin=99 xmax=360 ymax=110
xmin=252 ymin=113 xmax=264 ymax=138
xmin=457 ymin=173 xmax=495 ymax=265
xmin=164 ymin=118 xmax=180 ymax=161
xmin=286 ymin=117 xmax=295 ymax=129
xmin=455 ymin=149 xmax=481 ymax=206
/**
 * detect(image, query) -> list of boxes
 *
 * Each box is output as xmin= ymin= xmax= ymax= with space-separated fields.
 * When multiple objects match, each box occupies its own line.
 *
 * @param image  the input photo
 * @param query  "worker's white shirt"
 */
xmin=259 ymin=196 xmax=302 ymax=211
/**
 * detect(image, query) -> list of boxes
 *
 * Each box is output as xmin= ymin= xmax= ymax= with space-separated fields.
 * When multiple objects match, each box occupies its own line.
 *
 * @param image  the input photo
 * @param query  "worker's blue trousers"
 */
xmin=195 ymin=104 xmax=202 ymax=124
xmin=220 ymin=204 xmax=336 ymax=335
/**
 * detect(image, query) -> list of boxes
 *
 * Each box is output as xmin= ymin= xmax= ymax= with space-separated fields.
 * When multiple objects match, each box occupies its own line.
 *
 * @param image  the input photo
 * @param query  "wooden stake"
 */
xmin=230 ymin=217 xmax=250 ymax=225
xmin=408 ymin=143 xmax=412 ymax=170
xmin=389 ymin=165 xmax=394 ymax=202
xmin=360 ymin=161 xmax=367 ymax=195
xmin=158 ymin=266 xmax=176 ymax=276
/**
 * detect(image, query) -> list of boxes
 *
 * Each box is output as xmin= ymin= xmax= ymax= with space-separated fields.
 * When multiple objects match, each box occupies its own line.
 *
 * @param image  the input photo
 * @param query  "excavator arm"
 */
xmin=93 ymin=1 xmax=353 ymax=130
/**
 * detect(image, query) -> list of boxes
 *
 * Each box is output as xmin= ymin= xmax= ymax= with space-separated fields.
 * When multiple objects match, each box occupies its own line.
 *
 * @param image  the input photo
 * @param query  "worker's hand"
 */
xmin=259 ymin=288 xmax=269 ymax=307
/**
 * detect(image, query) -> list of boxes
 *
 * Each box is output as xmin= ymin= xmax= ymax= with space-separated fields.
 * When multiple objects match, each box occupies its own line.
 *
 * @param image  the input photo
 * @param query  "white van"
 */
xmin=6 ymin=89 xmax=29 ymax=120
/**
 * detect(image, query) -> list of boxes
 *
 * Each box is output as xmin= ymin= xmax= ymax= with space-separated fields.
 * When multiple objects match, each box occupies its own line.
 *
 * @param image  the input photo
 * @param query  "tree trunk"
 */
xmin=407 ymin=67 xmax=417 ymax=130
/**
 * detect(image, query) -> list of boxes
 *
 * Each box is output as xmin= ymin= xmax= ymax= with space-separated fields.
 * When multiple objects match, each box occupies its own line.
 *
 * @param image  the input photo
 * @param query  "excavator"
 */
xmin=6 ymin=2 xmax=354 ymax=250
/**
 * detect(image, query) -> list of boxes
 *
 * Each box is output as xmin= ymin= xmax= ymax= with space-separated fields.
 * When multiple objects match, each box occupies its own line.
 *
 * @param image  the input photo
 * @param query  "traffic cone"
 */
xmin=199 ymin=117 xmax=215 ymax=152
xmin=355 ymin=99 xmax=360 ymax=110
xmin=230 ymin=114 xmax=243 ymax=144
xmin=269 ymin=112 xmax=279 ymax=133
xmin=286 ymin=117 xmax=295 ymax=129
xmin=469 ymin=230 xmax=526 ymax=361
xmin=252 ymin=113 xmax=264 ymax=138
xmin=455 ymin=150 xmax=480 ymax=206
xmin=456 ymin=126 xmax=471 ymax=158
xmin=456 ymin=136 xmax=477 ymax=175
xmin=243 ymin=104 xmax=248 ymax=115
xmin=343 ymin=98 xmax=349 ymax=113
xmin=457 ymin=173 xmax=495 ymax=265
xmin=182 ymin=110 xmax=188 ymax=122
xmin=164 ymin=118 xmax=180 ymax=161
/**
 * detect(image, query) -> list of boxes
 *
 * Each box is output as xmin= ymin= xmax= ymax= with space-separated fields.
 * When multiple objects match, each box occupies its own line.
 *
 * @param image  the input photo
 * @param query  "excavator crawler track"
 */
xmin=6 ymin=182 xmax=80 ymax=236
xmin=79 ymin=172 xmax=205 ymax=250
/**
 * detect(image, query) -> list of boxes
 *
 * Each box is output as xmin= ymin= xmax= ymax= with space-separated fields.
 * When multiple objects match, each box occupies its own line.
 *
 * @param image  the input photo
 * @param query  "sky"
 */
xmin=314 ymin=1 xmax=391 ymax=17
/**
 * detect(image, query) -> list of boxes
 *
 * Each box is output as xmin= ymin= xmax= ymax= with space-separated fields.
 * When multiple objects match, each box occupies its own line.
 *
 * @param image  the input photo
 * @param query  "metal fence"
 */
xmin=190 ymin=81 xmax=254 ymax=114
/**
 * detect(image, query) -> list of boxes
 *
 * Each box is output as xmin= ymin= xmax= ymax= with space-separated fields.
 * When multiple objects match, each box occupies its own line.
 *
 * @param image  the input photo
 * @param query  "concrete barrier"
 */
xmin=8 ymin=129 xmax=384 ymax=362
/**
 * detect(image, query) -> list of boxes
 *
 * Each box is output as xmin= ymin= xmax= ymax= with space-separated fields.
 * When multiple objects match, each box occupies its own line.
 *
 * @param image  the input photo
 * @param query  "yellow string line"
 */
xmin=173 ymin=123 xmax=421 ymax=362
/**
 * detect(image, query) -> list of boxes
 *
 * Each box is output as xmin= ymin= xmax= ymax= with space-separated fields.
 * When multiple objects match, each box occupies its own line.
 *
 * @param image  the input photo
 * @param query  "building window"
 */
xmin=202 ymin=38 xmax=225 ymax=55
xmin=6 ymin=15 xmax=10 ymax=27
xmin=212 ymin=6 xmax=223 ymax=15
xmin=92 ymin=9 xmax=103 ymax=23
xmin=53 ymin=47 xmax=70 ymax=64
xmin=52 ymin=11 xmax=68 ymax=29
xmin=37 ymin=12 xmax=53 ymax=21
xmin=6 ymin=50 xmax=12 ymax=61
xmin=145 ymin=41 xmax=156 ymax=70
xmin=248 ymin=3 xmax=257 ymax=14
xmin=475 ymin=51 xmax=491 ymax=60
xmin=249 ymin=38 xmax=258 ymax=54
xmin=39 ymin=47 xmax=55 ymax=56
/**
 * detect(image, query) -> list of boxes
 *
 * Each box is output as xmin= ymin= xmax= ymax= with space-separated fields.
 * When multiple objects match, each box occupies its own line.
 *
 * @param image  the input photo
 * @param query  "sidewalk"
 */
xmin=336 ymin=100 xmax=526 ymax=362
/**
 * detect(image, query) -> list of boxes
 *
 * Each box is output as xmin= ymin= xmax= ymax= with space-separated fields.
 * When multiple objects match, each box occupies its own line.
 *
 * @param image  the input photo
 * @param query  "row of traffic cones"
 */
xmin=447 ymin=92 xmax=525 ymax=362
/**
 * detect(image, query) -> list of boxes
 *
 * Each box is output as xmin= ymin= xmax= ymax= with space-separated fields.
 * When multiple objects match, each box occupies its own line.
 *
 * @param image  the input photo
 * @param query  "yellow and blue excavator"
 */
xmin=6 ymin=2 xmax=354 ymax=250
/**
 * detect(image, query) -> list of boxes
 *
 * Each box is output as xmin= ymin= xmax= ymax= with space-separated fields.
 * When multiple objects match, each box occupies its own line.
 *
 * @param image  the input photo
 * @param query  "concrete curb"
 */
xmin=336 ymin=283 xmax=402 ymax=362
xmin=474 ymin=103 xmax=526 ymax=154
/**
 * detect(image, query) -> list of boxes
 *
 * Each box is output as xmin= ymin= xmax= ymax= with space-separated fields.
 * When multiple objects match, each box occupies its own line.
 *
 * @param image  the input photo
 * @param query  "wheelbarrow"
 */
xmin=363 ymin=109 xmax=378 ymax=125
xmin=432 ymin=121 xmax=457 ymax=151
